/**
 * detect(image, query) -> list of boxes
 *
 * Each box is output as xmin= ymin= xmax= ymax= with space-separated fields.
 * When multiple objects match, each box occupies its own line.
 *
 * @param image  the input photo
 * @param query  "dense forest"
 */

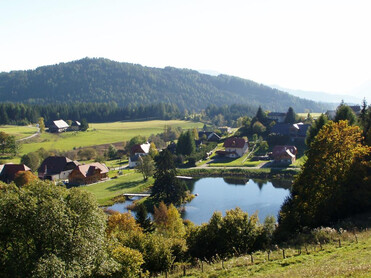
xmin=0 ymin=102 xmax=181 ymax=125
xmin=0 ymin=58 xmax=332 ymax=112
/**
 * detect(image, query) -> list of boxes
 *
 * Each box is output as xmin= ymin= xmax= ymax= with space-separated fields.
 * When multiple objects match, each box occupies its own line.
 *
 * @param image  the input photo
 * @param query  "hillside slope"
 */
xmin=0 ymin=58 xmax=331 ymax=112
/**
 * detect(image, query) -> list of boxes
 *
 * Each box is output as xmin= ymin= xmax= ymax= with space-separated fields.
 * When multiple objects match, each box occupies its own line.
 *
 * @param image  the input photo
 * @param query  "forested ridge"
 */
xmin=0 ymin=58 xmax=330 ymax=112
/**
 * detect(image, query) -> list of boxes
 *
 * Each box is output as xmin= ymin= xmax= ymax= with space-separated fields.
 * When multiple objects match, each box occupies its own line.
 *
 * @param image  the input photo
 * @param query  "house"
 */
xmin=268 ymin=112 xmax=287 ymax=123
xmin=270 ymin=122 xmax=310 ymax=142
xmin=198 ymin=131 xmax=221 ymax=142
xmin=216 ymin=137 xmax=249 ymax=158
xmin=49 ymin=119 xmax=69 ymax=133
xmin=69 ymin=121 xmax=81 ymax=131
xmin=271 ymin=145 xmax=297 ymax=165
xmin=0 ymin=164 xmax=31 ymax=183
xmin=38 ymin=156 xmax=80 ymax=181
xmin=68 ymin=162 xmax=109 ymax=185
xmin=129 ymin=142 xmax=151 ymax=168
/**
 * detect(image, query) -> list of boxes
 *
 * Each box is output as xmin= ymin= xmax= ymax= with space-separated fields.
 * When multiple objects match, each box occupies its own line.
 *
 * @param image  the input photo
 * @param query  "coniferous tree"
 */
xmin=151 ymin=150 xmax=186 ymax=205
xmin=334 ymin=103 xmax=357 ymax=125
xmin=284 ymin=107 xmax=296 ymax=124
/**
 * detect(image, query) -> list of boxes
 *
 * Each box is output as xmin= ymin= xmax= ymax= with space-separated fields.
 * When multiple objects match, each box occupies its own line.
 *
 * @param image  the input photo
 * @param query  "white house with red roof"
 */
xmin=216 ymin=137 xmax=249 ymax=158
xmin=129 ymin=142 xmax=151 ymax=168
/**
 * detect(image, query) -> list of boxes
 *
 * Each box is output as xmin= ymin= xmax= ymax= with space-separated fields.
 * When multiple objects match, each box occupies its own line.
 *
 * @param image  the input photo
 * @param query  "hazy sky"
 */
xmin=1 ymin=0 xmax=370 ymax=97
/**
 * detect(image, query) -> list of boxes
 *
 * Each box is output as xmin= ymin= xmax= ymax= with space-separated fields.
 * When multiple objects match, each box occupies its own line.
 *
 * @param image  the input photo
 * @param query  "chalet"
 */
xmin=268 ymin=112 xmax=287 ymax=123
xmin=271 ymin=145 xmax=297 ymax=165
xmin=68 ymin=162 xmax=109 ymax=185
xmin=0 ymin=164 xmax=31 ymax=183
xmin=270 ymin=122 xmax=310 ymax=142
xmin=38 ymin=156 xmax=80 ymax=181
xmin=129 ymin=142 xmax=151 ymax=168
xmin=216 ymin=137 xmax=248 ymax=158
xmin=69 ymin=121 xmax=81 ymax=131
xmin=198 ymin=131 xmax=221 ymax=142
xmin=49 ymin=119 xmax=69 ymax=133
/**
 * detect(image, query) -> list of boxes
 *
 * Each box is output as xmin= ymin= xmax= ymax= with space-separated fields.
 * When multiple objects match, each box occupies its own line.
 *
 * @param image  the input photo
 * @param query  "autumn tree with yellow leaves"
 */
xmin=278 ymin=120 xmax=371 ymax=237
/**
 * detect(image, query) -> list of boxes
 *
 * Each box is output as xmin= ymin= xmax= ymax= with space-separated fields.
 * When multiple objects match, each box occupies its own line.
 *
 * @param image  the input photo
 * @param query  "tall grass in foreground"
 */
xmin=167 ymin=229 xmax=371 ymax=277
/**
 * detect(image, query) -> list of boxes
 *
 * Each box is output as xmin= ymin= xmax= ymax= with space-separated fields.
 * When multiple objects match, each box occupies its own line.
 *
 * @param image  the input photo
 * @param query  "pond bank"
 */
xmin=178 ymin=167 xmax=300 ymax=179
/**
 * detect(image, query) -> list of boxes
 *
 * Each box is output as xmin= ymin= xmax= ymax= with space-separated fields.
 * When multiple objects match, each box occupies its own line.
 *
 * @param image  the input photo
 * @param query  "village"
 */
xmin=2 ymin=105 xmax=360 ymax=187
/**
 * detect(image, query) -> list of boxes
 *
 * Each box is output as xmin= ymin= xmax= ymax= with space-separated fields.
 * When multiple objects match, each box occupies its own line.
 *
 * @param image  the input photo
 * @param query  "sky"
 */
xmin=1 ymin=0 xmax=370 ymax=98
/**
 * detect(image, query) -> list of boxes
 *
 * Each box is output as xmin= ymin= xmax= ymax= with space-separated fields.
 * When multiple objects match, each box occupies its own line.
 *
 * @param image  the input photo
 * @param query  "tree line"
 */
xmin=0 ymin=102 xmax=181 ymax=125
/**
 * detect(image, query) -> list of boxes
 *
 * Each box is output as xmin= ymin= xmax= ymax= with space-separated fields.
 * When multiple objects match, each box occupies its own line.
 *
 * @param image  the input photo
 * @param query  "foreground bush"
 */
xmin=0 ymin=181 xmax=107 ymax=277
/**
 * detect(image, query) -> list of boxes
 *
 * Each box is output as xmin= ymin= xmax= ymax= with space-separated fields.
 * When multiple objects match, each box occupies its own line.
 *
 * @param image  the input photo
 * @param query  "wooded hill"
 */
xmin=0 ymin=58 xmax=331 ymax=112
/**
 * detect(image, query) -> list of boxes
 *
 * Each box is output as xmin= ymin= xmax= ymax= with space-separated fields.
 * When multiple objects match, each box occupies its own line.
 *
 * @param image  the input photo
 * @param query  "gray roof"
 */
xmin=53 ymin=120 xmax=69 ymax=129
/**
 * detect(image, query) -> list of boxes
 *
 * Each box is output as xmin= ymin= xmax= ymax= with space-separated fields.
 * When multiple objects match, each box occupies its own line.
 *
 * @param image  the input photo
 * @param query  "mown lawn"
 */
xmin=18 ymin=120 xmax=202 ymax=155
xmin=0 ymin=125 xmax=38 ymax=139
xmin=208 ymin=152 xmax=265 ymax=167
xmin=80 ymin=170 xmax=153 ymax=206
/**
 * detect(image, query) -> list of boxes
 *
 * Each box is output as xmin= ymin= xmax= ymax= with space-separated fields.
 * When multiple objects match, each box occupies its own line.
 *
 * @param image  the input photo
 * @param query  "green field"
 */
xmin=169 ymin=230 xmax=371 ymax=277
xmin=80 ymin=170 xmax=153 ymax=206
xmin=17 ymin=120 xmax=202 ymax=155
xmin=0 ymin=125 xmax=38 ymax=139
xmin=208 ymin=152 xmax=265 ymax=167
xmin=297 ymin=112 xmax=323 ymax=119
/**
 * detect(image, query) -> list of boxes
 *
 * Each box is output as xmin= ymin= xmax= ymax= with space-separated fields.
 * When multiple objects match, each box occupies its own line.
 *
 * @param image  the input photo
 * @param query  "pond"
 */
xmin=107 ymin=177 xmax=291 ymax=225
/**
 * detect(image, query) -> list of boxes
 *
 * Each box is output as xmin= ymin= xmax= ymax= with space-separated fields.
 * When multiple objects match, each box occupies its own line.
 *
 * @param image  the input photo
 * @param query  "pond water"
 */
xmin=107 ymin=177 xmax=291 ymax=225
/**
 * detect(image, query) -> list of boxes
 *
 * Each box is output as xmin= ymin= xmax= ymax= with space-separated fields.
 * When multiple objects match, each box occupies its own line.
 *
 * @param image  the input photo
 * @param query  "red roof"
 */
xmin=73 ymin=163 xmax=108 ymax=177
xmin=0 ymin=164 xmax=31 ymax=182
xmin=272 ymin=145 xmax=297 ymax=158
xmin=223 ymin=137 xmax=247 ymax=148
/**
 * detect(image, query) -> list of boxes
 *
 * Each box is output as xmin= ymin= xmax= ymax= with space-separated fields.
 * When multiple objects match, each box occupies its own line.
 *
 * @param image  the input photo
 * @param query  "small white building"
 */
xmin=128 ymin=142 xmax=151 ymax=168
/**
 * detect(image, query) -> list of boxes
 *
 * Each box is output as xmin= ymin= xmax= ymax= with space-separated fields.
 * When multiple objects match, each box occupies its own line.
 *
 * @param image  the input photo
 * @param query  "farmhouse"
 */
xmin=0 ymin=164 xmax=31 ymax=183
xmin=68 ymin=162 xmax=109 ymax=185
xmin=216 ymin=137 xmax=249 ymax=158
xmin=272 ymin=145 xmax=297 ymax=165
xmin=129 ymin=142 xmax=151 ymax=168
xmin=69 ymin=121 xmax=81 ymax=131
xmin=270 ymin=122 xmax=310 ymax=142
xmin=49 ymin=119 xmax=69 ymax=133
xmin=38 ymin=156 xmax=80 ymax=181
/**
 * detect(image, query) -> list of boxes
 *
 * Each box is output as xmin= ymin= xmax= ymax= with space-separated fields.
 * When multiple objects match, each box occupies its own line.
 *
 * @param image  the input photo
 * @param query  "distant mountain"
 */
xmin=0 ymin=58 xmax=332 ymax=112
xmin=271 ymin=85 xmax=362 ymax=105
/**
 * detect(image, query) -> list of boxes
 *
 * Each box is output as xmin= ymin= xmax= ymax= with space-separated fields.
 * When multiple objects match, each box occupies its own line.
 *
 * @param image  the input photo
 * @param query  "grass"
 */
xmin=80 ymin=169 xmax=153 ymax=206
xmin=15 ymin=120 xmax=202 ymax=155
xmin=0 ymin=125 xmax=38 ymax=139
xmin=297 ymin=112 xmax=323 ymax=119
xmin=168 ymin=230 xmax=371 ymax=277
xmin=208 ymin=152 xmax=265 ymax=167
xmin=290 ymin=155 xmax=307 ymax=168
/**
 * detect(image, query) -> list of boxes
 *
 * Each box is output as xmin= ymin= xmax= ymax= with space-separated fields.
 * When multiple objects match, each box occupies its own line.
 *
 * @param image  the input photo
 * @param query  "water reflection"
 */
xmin=107 ymin=177 xmax=291 ymax=226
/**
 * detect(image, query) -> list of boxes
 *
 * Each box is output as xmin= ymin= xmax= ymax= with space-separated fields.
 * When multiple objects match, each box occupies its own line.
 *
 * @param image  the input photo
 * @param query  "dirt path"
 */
xmin=17 ymin=128 xmax=40 ymax=142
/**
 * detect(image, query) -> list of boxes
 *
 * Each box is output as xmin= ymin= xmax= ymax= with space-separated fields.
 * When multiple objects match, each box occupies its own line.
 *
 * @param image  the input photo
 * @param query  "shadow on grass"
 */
xmin=106 ymin=179 xmax=145 ymax=192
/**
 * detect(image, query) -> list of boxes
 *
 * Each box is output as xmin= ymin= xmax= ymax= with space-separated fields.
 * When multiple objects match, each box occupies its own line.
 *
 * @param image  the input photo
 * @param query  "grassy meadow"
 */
xmin=0 ymin=125 xmax=38 ymax=139
xmin=15 ymin=120 xmax=202 ymax=155
xmin=168 ymin=229 xmax=371 ymax=278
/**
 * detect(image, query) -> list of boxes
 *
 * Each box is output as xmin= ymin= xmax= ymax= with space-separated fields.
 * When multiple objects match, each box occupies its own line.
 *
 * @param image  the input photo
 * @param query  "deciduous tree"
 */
xmin=0 ymin=181 xmax=107 ymax=277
